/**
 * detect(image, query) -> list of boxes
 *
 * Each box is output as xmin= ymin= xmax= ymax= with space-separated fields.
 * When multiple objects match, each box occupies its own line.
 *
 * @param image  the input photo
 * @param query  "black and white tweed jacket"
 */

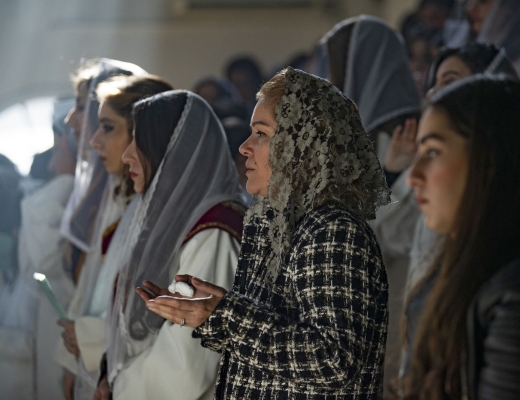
xmin=193 ymin=203 xmax=388 ymax=399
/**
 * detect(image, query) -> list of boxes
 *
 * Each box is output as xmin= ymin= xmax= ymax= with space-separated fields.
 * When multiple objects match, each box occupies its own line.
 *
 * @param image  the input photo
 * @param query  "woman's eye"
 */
xmin=255 ymin=130 xmax=266 ymax=137
xmin=426 ymin=149 xmax=439 ymax=159
xmin=102 ymin=124 xmax=114 ymax=133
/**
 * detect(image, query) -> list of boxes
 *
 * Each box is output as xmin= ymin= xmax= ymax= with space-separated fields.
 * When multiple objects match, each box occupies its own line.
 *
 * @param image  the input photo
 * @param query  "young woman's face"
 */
xmin=122 ymin=138 xmax=149 ymax=193
xmin=428 ymin=56 xmax=473 ymax=98
xmin=239 ymin=100 xmax=276 ymax=198
xmin=65 ymin=81 xmax=89 ymax=141
xmin=90 ymin=102 xmax=131 ymax=175
xmin=408 ymin=107 xmax=469 ymax=235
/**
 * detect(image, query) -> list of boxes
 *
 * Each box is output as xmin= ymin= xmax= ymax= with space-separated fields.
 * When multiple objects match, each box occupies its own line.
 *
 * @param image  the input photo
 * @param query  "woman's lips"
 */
xmin=99 ymin=156 xmax=107 ymax=163
xmin=414 ymin=195 xmax=428 ymax=206
xmin=130 ymin=172 xmax=138 ymax=179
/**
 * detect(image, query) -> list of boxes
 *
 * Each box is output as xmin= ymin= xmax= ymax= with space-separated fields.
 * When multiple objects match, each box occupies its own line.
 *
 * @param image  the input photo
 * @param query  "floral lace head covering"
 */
xmin=247 ymin=67 xmax=391 ymax=280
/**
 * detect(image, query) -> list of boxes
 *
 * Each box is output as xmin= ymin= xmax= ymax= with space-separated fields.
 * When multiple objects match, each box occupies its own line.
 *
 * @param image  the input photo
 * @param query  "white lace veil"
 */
xmin=320 ymin=15 xmax=420 ymax=133
xmin=246 ymin=67 xmax=391 ymax=281
xmin=60 ymin=59 xmax=146 ymax=253
xmin=107 ymin=90 xmax=245 ymax=384
xmin=478 ymin=0 xmax=520 ymax=70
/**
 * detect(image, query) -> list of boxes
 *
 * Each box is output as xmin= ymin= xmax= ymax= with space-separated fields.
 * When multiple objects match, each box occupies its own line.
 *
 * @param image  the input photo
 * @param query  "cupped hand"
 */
xmin=136 ymin=276 xmax=227 ymax=328
xmin=93 ymin=375 xmax=112 ymax=400
xmin=58 ymin=319 xmax=80 ymax=357
xmin=384 ymin=118 xmax=418 ymax=174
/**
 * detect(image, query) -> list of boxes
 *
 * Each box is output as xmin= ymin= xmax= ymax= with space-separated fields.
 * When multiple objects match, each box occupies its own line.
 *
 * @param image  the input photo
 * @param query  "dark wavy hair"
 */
xmin=403 ymin=75 xmax=520 ymax=399
xmin=132 ymin=91 xmax=187 ymax=193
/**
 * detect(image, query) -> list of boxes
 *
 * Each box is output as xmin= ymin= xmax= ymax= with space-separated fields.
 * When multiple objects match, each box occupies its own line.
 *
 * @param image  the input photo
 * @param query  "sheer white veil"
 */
xmin=320 ymin=15 xmax=420 ymax=134
xmin=478 ymin=0 xmax=520 ymax=71
xmin=107 ymin=90 xmax=245 ymax=384
xmin=60 ymin=59 xmax=146 ymax=253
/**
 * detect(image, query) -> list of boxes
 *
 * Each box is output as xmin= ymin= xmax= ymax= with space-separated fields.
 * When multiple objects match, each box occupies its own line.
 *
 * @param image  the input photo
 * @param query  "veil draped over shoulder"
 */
xmin=107 ymin=91 xmax=245 ymax=384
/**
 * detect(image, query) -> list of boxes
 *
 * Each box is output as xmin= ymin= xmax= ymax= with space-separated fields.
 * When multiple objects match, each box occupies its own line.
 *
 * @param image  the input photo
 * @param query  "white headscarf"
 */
xmin=107 ymin=90 xmax=245 ymax=384
xmin=320 ymin=15 xmax=420 ymax=133
xmin=60 ymin=59 xmax=146 ymax=253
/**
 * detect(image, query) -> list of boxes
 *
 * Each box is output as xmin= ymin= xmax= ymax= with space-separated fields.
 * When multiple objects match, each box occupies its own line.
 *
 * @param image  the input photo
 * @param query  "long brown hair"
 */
xmin=403 ymin=75 xmax=520 ymax=399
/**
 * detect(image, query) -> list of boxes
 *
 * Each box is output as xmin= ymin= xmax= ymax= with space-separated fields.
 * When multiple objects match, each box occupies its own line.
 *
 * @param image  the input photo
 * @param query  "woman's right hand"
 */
xmin=384 ymin=118 xmax=418 ymax=173
xmin=62 ymin=368 xmax=75 ymax=400
xmin=93 ymin=375 xmax=112 ymax=400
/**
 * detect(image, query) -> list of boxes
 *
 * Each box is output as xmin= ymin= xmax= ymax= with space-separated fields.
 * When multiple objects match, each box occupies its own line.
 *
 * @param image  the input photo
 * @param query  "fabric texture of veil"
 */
xmin=320 ymin=15 xmax=421 ymax=134
xmin=60 ymin=59 xmax=146 ymax=254
xmin=478 ymin=0 xmax=520 ymax=72
xmin=245 ymin=67 xmax=391 ymax=282
xmin=107 ymin=90 xmax=245 ymax=384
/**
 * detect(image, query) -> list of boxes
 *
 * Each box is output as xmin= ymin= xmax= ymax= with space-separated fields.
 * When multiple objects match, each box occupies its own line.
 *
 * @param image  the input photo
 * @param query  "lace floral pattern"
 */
xmin=247 ymin=67 xmax=390 ymax=280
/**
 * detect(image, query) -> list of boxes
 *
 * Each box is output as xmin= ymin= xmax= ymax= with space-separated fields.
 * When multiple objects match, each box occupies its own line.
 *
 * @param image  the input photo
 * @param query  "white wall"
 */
xmin=0 ymin=0 xmax=417 ymax=110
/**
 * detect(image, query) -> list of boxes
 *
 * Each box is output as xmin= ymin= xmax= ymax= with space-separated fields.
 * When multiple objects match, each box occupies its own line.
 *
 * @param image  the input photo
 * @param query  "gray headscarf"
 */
xmin=248 ymin=67 xmax=391 ymax=281
xmin=478 ymin=0 xmax=520 ymax=72
xmin=320 ymin=15 xmax=420 ymax=133
xmin=107 ymin=91 xmax=245 ymax=384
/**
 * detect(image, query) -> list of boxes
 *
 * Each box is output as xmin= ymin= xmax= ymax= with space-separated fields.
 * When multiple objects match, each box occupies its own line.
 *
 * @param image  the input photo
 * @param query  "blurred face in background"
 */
xmin=466 ymin=0 xmax=497 ymax=34
xmin=239 ymin=100 xmax=276 ymax=197
xmin=408 ymin=106 xmax=469 ymax=235
xmin=230 ymin=70 xmax=258 ymax=103
xmin=122 ymin=138 xmax=149 ymax=193
xmin=90 ymin=102 xmax=131 ymax=175
xmin=65 ymin=81 xmax=89 ymax=141
xmin=48 ymin=132 xmax=76 ymax=177
xmin=427 ymin=55 xmax=473 ymax=97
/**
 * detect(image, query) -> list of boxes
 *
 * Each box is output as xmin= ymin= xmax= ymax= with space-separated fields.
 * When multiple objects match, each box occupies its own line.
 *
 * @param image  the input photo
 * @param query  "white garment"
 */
xmin=113 ymin=228 xmax=239 ymax=400
xmin=54 ymin=182 xmax=126 ymax=399
xmin=0 ymin=174 xmax=75 ymax=400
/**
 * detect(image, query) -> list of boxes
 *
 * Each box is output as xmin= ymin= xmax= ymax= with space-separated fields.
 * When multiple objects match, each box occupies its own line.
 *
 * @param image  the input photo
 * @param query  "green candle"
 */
xmin=33 ymin=272 xmax=69 ymax=320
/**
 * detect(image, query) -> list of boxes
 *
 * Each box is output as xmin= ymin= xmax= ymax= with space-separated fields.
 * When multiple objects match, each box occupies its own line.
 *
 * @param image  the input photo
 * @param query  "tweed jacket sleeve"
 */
xmin=194 ymin=208 xmax=388 ymax=387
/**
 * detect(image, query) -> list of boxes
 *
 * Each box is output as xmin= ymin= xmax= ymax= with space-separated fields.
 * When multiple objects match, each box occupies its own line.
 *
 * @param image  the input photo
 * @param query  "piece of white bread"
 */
xmin=167 ymin=281 xmax=195 ymax=297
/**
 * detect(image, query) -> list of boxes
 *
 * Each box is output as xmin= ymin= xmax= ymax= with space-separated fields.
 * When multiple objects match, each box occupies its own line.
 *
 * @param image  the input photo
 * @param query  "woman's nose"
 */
xmin=239 ymin=134 xmax=254 ymax=157
xmin=407 ymin=157 xmax=424 ymax=189
xmin=90 ymin=129 xmax=102 ymax=149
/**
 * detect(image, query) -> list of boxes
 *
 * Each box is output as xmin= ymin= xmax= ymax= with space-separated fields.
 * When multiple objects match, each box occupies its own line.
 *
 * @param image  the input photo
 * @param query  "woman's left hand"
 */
xmin=57 ymin=319 xmax=80 ymax=357
xmin=136 ymin=275 xmax=227 ymax=328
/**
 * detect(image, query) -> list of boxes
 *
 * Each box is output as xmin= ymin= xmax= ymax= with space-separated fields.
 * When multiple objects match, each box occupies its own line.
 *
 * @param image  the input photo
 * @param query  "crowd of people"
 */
xmin=0 ymin=0 xmax=519 ymax=399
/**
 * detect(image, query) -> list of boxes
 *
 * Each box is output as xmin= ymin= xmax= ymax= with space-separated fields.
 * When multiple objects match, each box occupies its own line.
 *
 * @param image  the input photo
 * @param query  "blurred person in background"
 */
xmin=402 ymin=74 xmax=520 ymax=400
xmin=56 ymin=74 xmax=173 ymax=400
xmin=94 ymin=90 xmax=245 ymax=400
xmin=221 ymin=116 xmax=252 ymax=204
xmin=468 ymin=0 xmax=520 ymax=73
xmin=0 ymin=99 xmax=76 ymax=400
xmin=193 ymin=76 xmax=248 ymax=121
xmin=225 ymin=56 xmax=264 ymax=119
xmin=0 ymin=154 xmax=22 ymax=290
xmin=54 ymin=58 xmax=146 ymax=400
xmin=321 ymin=15 xmax=421 ymax=396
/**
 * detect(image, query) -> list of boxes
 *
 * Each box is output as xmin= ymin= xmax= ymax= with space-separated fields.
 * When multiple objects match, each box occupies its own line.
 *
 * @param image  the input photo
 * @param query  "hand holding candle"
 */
xmin=33 ymin=272 xmax=69 ymax=320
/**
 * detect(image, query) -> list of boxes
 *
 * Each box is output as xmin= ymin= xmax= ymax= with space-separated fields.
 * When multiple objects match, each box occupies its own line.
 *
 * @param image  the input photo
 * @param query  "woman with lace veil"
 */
xmin=141 ymin=68 xmax=391 ymax=398
xmin=94 ymin=90 xmax=246 ymax=400
xmin=54 ymin=58 xmax=147 ymax=399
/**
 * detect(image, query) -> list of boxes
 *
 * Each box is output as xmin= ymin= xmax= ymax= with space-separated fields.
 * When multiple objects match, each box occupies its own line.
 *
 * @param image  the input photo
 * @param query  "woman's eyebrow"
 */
xmin=99 ymin=117 xmax=113 ymax=123
xmin=440 ymin=70 xmax=461 ymax=79
xmin=418 ymin=132 xmax=446 ymax=145
xmin=251 ymin=121 xmax=272 ymax=128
